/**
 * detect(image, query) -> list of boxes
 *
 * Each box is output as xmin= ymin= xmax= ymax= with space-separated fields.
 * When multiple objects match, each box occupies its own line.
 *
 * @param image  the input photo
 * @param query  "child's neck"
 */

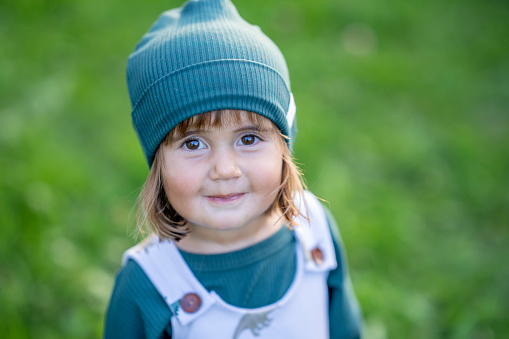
xmin=175 ymin=212 xmax=285 ymax=254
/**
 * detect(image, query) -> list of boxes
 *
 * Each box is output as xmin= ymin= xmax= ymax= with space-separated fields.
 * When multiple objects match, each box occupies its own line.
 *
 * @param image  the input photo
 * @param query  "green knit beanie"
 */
xmin=127 ymin=0 xmax=296 ymax=167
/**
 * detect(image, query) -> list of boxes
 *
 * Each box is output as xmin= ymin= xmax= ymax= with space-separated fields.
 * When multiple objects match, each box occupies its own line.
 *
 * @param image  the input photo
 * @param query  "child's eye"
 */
xmin=182 ymin=139 xmax=205 ymax=150
xmin=238 ymin=134 xmax=259 ymax=146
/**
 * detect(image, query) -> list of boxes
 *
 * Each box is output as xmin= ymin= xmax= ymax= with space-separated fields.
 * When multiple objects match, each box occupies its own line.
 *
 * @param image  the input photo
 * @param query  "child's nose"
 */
xmin=209 ymin=148 xmax=242 ymax=180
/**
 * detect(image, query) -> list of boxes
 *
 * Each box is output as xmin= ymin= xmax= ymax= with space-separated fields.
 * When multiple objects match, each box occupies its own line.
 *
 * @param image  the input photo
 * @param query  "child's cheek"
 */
xmin=246 ymin=152 xmax=283 ymax=193
xmin=162 ymin=157 xmax=203 ymax=206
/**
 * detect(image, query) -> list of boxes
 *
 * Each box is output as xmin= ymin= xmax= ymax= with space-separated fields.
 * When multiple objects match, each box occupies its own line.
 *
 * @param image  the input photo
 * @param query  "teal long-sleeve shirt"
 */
xmin=104 ymin=210 xmax=362 ymax=338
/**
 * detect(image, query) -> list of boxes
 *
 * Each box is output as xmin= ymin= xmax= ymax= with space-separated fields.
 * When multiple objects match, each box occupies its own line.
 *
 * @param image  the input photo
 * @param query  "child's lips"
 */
xmin=206 ymin=193 xmax=245 ymax=204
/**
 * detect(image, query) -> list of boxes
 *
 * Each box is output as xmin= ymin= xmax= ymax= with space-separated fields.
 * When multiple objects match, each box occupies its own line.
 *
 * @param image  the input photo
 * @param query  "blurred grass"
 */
xmin=1 ymin=0 xmax=508 ymax=338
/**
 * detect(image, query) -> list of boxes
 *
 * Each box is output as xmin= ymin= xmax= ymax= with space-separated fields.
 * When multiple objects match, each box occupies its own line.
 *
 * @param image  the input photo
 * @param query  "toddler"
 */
xmin=104 ymin=0 xmax=362 ymax=338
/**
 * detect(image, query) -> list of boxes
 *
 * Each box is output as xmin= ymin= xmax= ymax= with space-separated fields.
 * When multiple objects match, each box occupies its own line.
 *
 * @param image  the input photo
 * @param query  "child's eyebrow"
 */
xmin=179 ymin=130 xmax=201 ymax=139
xmin=233 ymin=125 xmax=270 ymax=133
xmin=188 ymin=125 xmax=268 ymax=135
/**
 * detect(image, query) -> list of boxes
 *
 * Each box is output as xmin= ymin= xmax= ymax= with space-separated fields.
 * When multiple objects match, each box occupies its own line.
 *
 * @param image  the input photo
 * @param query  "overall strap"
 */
xmin=293 ymin=191 xmax=337 ymax=272
xmin=122 ymin=237 xmax=216 ymax=326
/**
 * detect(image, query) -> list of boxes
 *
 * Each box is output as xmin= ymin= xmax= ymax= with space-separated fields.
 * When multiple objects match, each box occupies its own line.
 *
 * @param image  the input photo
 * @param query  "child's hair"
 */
xmin=137 ymin=110 xmax=306 ymax=241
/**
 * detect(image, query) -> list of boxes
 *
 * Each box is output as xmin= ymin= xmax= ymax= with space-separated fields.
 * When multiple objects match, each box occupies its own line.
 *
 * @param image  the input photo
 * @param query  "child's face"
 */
xmin=161 ymin=111 xmax=284 ymax=242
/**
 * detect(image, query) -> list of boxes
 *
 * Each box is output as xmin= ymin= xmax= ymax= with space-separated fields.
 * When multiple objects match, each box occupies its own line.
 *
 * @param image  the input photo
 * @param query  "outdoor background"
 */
xmin=1 ymin=0 xmax=508 ymax=337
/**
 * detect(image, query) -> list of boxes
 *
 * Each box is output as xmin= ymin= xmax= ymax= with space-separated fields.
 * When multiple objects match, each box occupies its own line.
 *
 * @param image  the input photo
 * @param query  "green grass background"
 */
xmin=1 ymin=0 xmax=508 ymax=337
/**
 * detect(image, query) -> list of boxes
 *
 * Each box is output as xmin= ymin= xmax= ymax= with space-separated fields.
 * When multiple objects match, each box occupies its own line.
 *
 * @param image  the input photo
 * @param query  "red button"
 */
xmin=311 ymin=247 xmax=324 ymax=266
xmin=180 ymin=293 xmax=201 ymax=313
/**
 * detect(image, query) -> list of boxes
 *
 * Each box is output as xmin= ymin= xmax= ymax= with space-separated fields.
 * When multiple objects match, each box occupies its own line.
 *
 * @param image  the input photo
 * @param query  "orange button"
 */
xmin=180 ymin=293 xmax=201 ymax=313
xmin=311 ymin=247 xmax=324 ymax=266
